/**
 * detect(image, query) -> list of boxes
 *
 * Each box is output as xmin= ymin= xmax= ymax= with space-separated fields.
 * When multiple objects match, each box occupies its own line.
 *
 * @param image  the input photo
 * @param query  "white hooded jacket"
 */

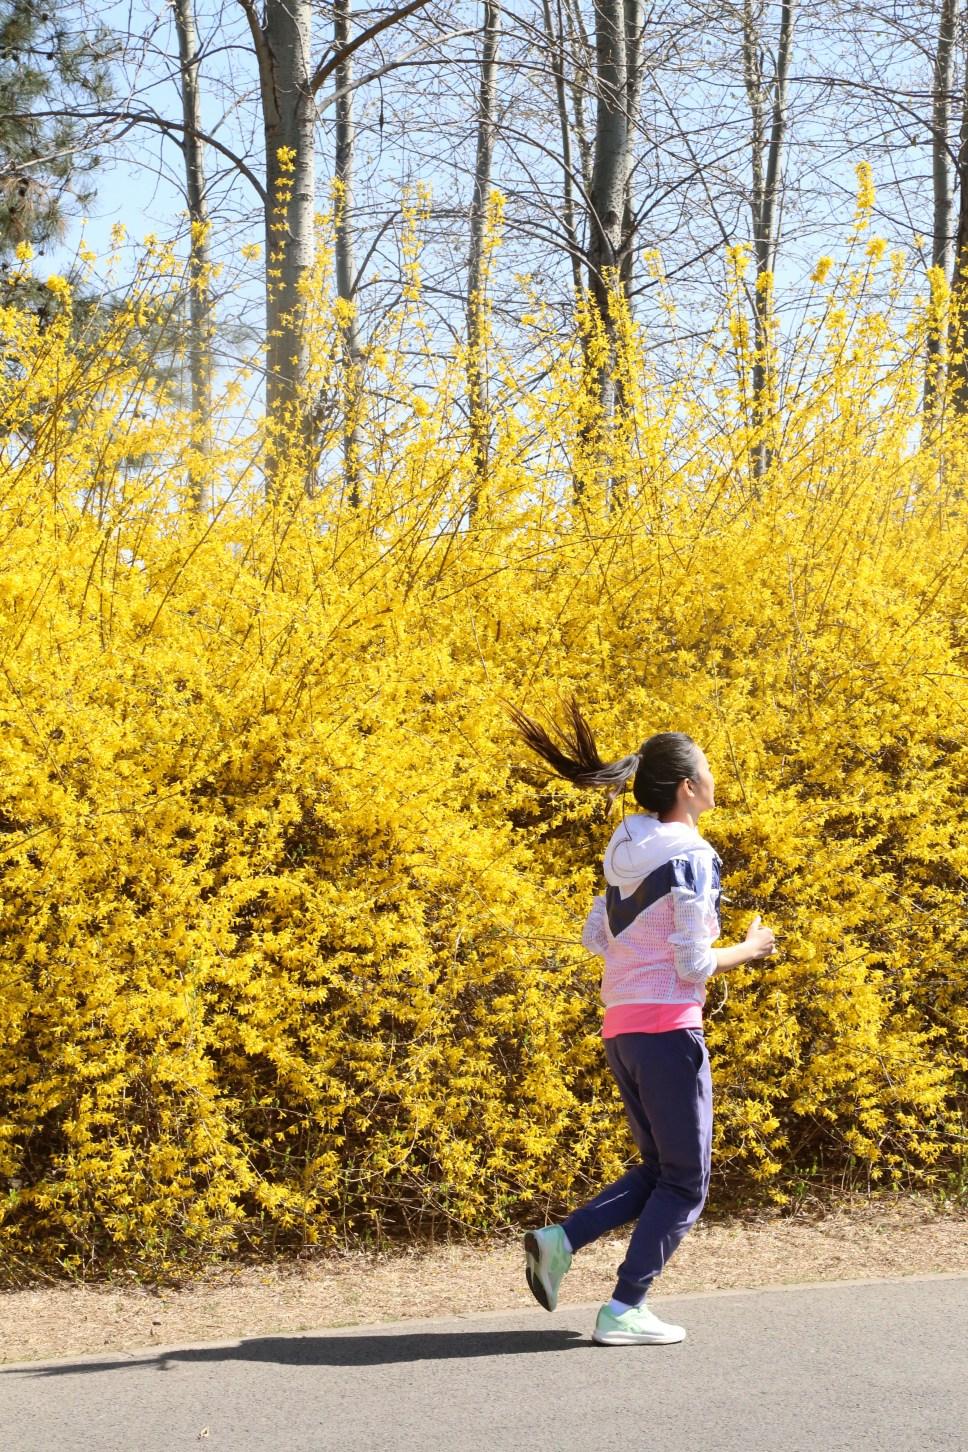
xmin=582 ymin=813 xmax=722 ymax=1008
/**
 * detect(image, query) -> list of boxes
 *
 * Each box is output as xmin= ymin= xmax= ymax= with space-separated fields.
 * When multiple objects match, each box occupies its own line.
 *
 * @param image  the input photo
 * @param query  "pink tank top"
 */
xmin=602 ymin=1001 xmax=703 ymax=1037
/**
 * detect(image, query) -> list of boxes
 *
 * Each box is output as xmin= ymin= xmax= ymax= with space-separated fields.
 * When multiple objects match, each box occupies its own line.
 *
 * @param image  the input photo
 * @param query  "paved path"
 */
xmin=3 ymin=1273 xmax=967 ymax=1452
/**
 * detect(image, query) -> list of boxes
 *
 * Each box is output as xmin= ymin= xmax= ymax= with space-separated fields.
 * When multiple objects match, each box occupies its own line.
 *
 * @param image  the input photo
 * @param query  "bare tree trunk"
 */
xmin=239 ymin=0 xmax=315 ymax=494
xmin=743 ymin=0 xmax=795 ymax=482
xmin=760 ymin=0 xmax=794 ymax=277
xmin=614 ymin=0 xmax=644 ymax=451
xmin=948 ymin=67 xmax=968 ymax=412
xmin=236 ymin=0 xmax=435 ymax=495
xmin=564 ymin=0 xmax=594 ymax=193
xmin=334 ymin=0 xmax=363 ymax=505
xmin=542 ymin=0 xmax=582 ymax=301
xmin=173 ymin=0 xmax=213 ymax=515
xmin=588 ymin=0 xmax=630 ymax=430
xmin=619 ymin=0 xmax=644 ymax=306
xmin=466 ymin=1 xmax=500 ymax=510
xmin=926 ymin=0 xmax=959 ymax=414
xmin=542 ymin=0 xmax=590 ymax=500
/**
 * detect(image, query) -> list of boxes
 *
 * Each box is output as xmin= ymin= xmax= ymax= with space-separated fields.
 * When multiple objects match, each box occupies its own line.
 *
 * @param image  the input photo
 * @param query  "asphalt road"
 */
xmin=2 ymin=1273 xmax=967 ymax=1452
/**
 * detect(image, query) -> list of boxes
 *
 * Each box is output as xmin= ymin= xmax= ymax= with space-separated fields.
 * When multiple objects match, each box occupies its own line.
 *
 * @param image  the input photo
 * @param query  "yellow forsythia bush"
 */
xmin=0 ymin=209 xmax=965 ymax=1278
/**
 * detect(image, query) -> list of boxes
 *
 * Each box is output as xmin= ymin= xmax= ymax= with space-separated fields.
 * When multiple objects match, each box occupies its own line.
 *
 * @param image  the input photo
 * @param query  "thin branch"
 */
xmin=310 ymin=0 xmax=437 ymax=94
xmin=8 ymin=107 xmax=268 ymax=204
xmin=314 ymin=29 xmax=475 ymax=115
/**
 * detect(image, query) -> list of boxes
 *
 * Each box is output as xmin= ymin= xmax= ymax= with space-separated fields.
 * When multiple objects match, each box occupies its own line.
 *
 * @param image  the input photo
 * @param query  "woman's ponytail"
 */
xmin=509 ymin=699 xmax=701 ymax=814
xmin=508 ymin=699 xmax=640 ymax=798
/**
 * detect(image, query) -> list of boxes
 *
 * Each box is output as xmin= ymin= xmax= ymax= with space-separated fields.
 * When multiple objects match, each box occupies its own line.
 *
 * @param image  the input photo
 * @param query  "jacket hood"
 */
xmin=603 ymin=813 xmax=709 ymax=897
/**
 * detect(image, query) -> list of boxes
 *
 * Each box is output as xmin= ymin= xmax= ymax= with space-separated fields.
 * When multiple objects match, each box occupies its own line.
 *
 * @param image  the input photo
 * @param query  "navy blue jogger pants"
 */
xmin=562 ymin=1028 xmax=713 ymax=1307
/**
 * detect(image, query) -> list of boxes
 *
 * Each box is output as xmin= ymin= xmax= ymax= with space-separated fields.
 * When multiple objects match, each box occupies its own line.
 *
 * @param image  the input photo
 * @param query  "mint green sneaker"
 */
xmin=592 ymin=1301 xmax=686 ymax=1346
xmin=523 ymin=1225 xmax=572 ymax=1312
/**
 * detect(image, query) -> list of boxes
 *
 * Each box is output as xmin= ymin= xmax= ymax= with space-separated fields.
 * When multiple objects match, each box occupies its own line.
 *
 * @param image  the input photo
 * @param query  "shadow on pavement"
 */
xmin=7 ymin=1326 xmax=590 ymax=1377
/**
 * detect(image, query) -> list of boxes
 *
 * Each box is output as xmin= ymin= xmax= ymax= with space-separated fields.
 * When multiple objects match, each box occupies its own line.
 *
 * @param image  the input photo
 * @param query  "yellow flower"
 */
xmin=855 ymin=161 xmax=876 ymax=219
xmin=45 ymin=274 xmax=71 ymax=302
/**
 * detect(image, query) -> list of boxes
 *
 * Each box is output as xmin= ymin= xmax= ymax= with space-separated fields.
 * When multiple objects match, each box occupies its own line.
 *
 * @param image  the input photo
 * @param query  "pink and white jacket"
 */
xmin=581 ymin=814 xmax=722 ymax=1011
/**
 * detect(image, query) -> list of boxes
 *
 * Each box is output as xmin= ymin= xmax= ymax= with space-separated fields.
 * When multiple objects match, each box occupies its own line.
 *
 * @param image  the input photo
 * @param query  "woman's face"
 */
xmin=686 ymin=748 xmax=716 ymax=815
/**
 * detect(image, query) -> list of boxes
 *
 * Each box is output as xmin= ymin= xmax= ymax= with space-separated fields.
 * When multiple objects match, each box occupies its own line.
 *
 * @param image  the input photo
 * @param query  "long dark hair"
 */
xmin=509 ymin=698 xmax=701 ymax=815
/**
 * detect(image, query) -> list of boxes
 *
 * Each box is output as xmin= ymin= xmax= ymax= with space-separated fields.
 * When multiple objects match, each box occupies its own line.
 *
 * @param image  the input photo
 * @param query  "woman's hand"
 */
xmin=711 ymin=914 xmax=777 ymax=974
xmin=745 ymin=914 xmax=776 ymax=959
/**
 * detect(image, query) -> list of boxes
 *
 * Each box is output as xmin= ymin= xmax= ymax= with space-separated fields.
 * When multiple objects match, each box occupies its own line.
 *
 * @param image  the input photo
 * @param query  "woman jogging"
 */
xmin=511 ymin=702 xmax=775 ymax=1346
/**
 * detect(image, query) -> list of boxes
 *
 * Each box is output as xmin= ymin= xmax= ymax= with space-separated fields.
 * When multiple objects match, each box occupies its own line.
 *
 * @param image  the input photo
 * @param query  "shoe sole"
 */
xmin=523 ymin=1231 xmax=554 ymax=1311
xmin=592 ymin=1329 xmax=686 ymax=1346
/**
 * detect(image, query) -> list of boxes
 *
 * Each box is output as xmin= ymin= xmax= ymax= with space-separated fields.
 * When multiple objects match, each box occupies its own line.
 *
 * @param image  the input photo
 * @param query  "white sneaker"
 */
xmin=592 ymin=1301 xmax=686 ymax=1345
xmin=523 ymin=1225 xmax=572 ymax=1312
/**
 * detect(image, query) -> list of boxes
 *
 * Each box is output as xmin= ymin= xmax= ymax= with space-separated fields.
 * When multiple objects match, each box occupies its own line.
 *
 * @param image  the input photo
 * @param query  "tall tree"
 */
xmin=237 ymin=0 xmax=437 ymax=493
xmin=618 ymin=0 xmax=644 ymax=307
xmin=541 ymin=0 xmax=583 ymax=302
xmin=173 ymin=0 xmax=213 ymax=514
xmin=947 ymin=56 xmax=968 ymax=412
xmin=238 ymin=0 xmax=316 ymax=486
xmin=587 ymin=0 xmax=632 ymax=430
xmin=333 ymin=0 xmax=363 ymax=505
xmin=466 ymin=0 xmax=500 ymax=505
xmin=742 ymin=0 xmax=796 ymax=480
xmin=0 ymin=1 xmax=111 ymax=257
xmin=927 ymin=0 xmax=960 ymax=412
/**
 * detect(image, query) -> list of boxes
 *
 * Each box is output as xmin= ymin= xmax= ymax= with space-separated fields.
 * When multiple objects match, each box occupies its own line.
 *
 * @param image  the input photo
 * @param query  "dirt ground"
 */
xmin=2 ymin=1197 xmax=966 ymax=1365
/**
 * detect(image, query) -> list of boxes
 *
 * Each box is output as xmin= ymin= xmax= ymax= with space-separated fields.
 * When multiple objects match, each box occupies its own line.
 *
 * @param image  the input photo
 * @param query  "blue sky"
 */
xmin=37 ymin=0 xmax=948 ymax=382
